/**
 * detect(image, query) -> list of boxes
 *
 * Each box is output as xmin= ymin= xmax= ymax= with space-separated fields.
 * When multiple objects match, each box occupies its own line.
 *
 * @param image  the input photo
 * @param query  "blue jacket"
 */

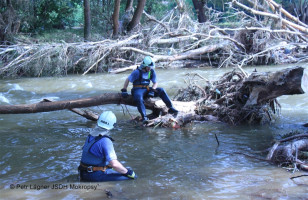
xmin=81 ymin=135 xmax=114 ymax=166
xmin=132 ymin=68 xmax=154 ymax=86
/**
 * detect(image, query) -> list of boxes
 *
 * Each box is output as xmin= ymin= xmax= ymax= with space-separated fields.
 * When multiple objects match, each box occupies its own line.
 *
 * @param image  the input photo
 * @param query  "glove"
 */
xmin=121 ymin=88 xmax=129 ymax=98
xmin=148 ymin=91 xmax=154 ymax=97
xmin=125 ymin=169 xmax=136 ymax=179
xmin=147 ymin=88 xmax=156 ymax=98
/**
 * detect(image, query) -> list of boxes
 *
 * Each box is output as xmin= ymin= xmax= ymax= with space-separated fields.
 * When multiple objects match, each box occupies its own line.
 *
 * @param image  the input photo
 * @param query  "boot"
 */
xmin=168 ymin=107 xmax=178 ymax=116
xmin=142 ymin=117 xmax=149 ymax=124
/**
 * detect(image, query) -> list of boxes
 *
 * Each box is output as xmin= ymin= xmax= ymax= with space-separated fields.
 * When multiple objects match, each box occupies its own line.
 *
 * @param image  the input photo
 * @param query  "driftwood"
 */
xmin=1 ymin=1 xmax=308 ymax=78
xmin=232 ymin=0 xmax=308 ymax=34
xmin=242 ymin=66 xmax=304 ymax=106
xmin=264 ymin=0 xmax=308 ymax=28
xmin=267 ymin=134 xmax=308 ymax=171
xmin=0 ymin=66 xmax=305 ymax=128
xmin=110 ymin=41 xmax=230 ymax=74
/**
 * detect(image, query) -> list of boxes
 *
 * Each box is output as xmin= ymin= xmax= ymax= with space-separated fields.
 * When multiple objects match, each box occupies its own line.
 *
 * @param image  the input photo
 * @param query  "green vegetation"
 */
xmin=1 ymin=0 xmax=305 ymax=43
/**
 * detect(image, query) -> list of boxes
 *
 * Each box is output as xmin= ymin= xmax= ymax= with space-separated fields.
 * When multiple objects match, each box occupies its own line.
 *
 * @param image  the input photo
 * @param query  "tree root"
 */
xmin=267 ymin=133 xmax=308 ymax=172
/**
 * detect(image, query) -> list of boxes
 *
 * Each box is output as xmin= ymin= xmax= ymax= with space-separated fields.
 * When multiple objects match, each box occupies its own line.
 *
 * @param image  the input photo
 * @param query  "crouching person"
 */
xmin=79 ymin=111 xmax=136 ymax=182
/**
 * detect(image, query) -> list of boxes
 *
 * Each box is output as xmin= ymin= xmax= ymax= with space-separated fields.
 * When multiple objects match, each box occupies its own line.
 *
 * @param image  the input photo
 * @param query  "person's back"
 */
xmin=78 ymin=111 xmax=136 ymax=182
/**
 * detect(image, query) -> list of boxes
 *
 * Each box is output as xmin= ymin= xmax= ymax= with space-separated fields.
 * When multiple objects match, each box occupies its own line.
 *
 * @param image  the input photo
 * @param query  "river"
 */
xmin=0 ymin=64 xmax=307 ymax=199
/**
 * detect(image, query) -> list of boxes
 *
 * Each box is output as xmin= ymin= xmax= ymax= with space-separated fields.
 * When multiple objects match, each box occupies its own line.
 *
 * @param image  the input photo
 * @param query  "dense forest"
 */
xmin=1 ymin=0 xmax=307 ymax=41
xmin=0 ymin=0 xmax=307 ymax=77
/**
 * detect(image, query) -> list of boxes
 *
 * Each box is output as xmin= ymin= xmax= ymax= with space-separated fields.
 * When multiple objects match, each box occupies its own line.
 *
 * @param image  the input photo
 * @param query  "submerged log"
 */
xmin=267 ymin=134 xmax=308 ymax=171
xmin=0 ymin=66 xmax=305 ymax=127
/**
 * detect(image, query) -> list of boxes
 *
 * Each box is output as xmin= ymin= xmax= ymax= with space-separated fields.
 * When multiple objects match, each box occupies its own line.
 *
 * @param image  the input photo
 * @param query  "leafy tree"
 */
xmin=35 ymin=0 xmax=79 ymax=30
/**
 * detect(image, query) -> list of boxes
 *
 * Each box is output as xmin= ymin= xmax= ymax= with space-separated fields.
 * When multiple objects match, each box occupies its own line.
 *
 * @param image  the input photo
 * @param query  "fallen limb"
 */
xmin=109 ymin=41 xmax=230 ymax=73
xmin=265 ymin=0 xmax=308 ymax=28
xmin=266 ymin=134 xmax=308 ymax=161
xmin=267 ymin=138 xmax=308 ymax=168
xmin=109 ymin=64 xmax=138 ymax=74
xmin=143 ymin=10 xmax=170 ymax=32
xmin=232 ymin=0 xmax=308 ymax=34
xmin=42 ymin=99 xmax=99 ymax=121
xmin=149 ymin=35 xmax=198 ymax=46
xmin=155 ymin=40 xmax=230 ymax=62
xmin=290 ymin=175 xmax=308 ymax=180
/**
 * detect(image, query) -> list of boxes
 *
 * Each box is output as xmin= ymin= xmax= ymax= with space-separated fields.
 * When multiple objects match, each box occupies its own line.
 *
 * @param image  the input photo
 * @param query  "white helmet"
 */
xmin=97 ymin=111 xmax=117 ymax=130
xmin=141 ymin=56 xmax=155 ymax=69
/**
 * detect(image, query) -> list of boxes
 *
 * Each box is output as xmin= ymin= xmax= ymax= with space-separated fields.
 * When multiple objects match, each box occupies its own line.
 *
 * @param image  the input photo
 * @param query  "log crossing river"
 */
xmin=0 ymin=64 xmax=307 ymax=199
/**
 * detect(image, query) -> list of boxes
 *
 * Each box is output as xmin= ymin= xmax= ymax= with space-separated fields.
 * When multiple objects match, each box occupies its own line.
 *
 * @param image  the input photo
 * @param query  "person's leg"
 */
xmin=80 ymin=170 xmax=131 ymax=182
xmin=155 ymin=87 xmax=178 ymax=114
xmin=132 ymin=88 xmax=148 ymax=120
xmin=154 ymin=87 xmax=172 ymax=107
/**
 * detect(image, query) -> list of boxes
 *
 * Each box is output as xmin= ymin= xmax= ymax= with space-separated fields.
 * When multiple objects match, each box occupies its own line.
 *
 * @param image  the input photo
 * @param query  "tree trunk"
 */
xmin=112 ymin=0 xmax=121 ymax=37
xmin=192 ymin=0 xmax=207 ymax=23
xmin=0 ymin=13 xmax=5 ymax=43
xmin=127 ymin=0 xmax=146 ymax=32
xmin=0 ymin=1 xmax=18 ymax=44
xmin=7 ymin=0 xmax=12 ymax=7
xmin=0 ymin=92 xmax=198 ymax=115
xmin=125 ymin=0 xmax=134 ymax=11
xmin=242 ymin=66 xmax=305 ymax=106
xmin=84 ymin=0 xmax=91 ymax=41
xmin=0 ymin=67 xmax=305 ymax=128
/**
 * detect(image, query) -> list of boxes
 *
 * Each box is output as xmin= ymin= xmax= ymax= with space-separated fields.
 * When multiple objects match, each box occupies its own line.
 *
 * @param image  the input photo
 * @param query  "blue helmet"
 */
xmin=141 ymin=56 xmax=155 ymax=69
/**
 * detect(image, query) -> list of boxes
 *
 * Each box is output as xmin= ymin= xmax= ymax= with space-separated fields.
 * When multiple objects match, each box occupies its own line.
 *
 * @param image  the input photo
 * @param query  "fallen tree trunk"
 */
xmin=0 ymin=66 xmax=305 ymax=127
xmin=266 ymin=134 xmax=308 ymax=171
xmin=110 ymin=41 xmax=230 ymax=74
xmin=174 ymin=66 xmax=305 ymax=125
xmin=242 ymin=66 xmax=305 ymax=106
xmin=0 ymin=92 xmax=196 ymax=116
xmin=0 ymin=93 xmax=128 ymax=114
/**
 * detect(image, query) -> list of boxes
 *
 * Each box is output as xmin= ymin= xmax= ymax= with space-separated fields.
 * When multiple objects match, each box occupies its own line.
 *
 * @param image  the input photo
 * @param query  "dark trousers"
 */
xmin=79 ymin=168 xmax=131 ymax=182
xmin=132 ymin=87 xmax=173 ymax=119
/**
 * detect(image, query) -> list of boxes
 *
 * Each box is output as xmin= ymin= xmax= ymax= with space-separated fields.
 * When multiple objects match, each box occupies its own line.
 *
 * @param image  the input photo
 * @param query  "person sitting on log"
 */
xmin=78 ymin=111 xmax=136 ymax=182
xmin=121 ymin=56 xmax=178 ymax=123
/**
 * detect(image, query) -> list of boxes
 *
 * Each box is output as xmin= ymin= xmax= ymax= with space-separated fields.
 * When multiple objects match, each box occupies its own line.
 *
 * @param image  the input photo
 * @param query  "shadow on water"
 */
xmin=0 ymin=64 xmax=307 ymax=199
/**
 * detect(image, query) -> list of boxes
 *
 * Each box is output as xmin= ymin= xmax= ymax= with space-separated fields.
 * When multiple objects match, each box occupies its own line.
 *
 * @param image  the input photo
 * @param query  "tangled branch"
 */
xmin=0 ymin=1 xmax=308 ymax=78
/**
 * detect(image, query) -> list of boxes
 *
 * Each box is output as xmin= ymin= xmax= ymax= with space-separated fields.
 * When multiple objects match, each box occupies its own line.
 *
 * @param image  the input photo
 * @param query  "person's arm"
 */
xmin=152 ymin=82 xmax=158 ymax=90
xmin=121 ymin=78 xmax=130 ymax=98
xmin=151 ymin=70 xmax=158 ymax=89
xmin=122 ymin=78 xmax=130 ymax=90
xmin=109 ymin=159 xmax=128 ymax=174
xmin=100 ymin=138 xmax=136 ymax=178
